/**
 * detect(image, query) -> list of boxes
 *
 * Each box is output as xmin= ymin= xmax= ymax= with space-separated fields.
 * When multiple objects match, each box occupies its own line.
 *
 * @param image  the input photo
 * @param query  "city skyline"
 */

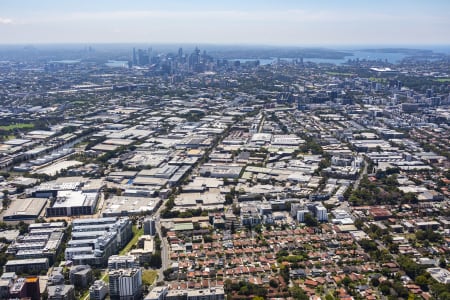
xmin=1 ymin=0 xmax=450 ymax=45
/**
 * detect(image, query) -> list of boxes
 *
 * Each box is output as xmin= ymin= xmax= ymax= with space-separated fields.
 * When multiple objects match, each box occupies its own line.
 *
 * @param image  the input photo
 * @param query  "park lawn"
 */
xmin=326 ymin=71 xmax=354 ymax=76
xmin=142 ymin=270 xmax=158 ymax=285
xmin=435 ymin=78 xmax=450 ymax=83
xmin=80 ymin=289 xmax=90 ymax=300
xmin=119 ymin=226 xmax=144 ymax=255
xmin=0 ymin=123 xmax=34 ymax=131
xmin=368 ymin=77 xmax=387 ymax=83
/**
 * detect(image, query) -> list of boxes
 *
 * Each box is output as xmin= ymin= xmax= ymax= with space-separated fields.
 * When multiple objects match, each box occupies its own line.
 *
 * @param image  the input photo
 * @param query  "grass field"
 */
xmin=102 ymin=272 xmax=109 ymax=283
xmin=120 ymin=226 xmax=144 ymax=255
xmin=4 ymin=135 xmax=15 ymax=140
xmin=368 ymin=77 xmax=386 ymax=83
xmin=0 ymin=123 xmax=34 ymax=131
xmin=435 ymin=78 xmax=450 ymax=83
xmin=142 ymin=270 xmax=158 ymax=285
xmin=326 ymin=71 xmax=354 ymax=76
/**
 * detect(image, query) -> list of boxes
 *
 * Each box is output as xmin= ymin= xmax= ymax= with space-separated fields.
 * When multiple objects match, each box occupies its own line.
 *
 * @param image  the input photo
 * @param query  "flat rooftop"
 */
xmin=3 ymin=198 xmax=47 ymax=221
xmin=102 ymin=196 xmax=158 ymax=217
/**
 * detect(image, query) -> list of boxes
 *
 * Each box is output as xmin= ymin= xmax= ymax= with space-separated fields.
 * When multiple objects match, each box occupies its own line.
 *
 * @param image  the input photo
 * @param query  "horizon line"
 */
xmin=0 ymin=42 xmax=449 ymax=48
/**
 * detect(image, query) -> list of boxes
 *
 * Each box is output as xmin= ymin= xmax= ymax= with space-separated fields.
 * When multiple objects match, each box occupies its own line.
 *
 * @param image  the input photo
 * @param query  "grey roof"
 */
xmin=5 ymin=258 xmax=48 ymax=266
xmin=3 ymin=198 xmax=47 ymax=220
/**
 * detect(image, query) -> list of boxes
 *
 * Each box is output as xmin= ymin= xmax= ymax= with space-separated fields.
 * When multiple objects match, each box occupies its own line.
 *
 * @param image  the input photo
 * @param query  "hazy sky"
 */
xmin=1 ymin=0 xmax=449 ymax=45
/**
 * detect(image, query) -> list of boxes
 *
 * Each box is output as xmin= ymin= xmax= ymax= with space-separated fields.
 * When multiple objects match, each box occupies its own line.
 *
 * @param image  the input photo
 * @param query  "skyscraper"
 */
xmin=189 ymin=47 xmax=201 ymax=72
xmin=132 ymin=48 xmax=137 ymax=66
xmin=137 ymin=49 xmax=149 ymax=65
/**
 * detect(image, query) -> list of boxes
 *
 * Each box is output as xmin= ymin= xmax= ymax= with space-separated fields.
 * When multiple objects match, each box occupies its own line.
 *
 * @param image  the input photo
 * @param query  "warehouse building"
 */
xmin=3 ymin=198 xmax=48 ymax=221
xmin=46 ymin=190 xmax=99 ymax=217
xmin=102 ymin=196 xmax=159 ymax=217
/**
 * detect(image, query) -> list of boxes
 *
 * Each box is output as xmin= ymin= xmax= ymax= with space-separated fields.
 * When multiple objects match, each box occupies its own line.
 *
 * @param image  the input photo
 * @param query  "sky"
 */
xmin=0 ymin=0 xmax=449 ymax=46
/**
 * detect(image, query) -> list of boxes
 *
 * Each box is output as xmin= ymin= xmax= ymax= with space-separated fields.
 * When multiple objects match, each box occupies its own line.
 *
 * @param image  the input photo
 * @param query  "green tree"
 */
xmin=280 ymin=265 xmax=290 ymax=284
xmin=149 ymin=252 xmax=162 ymax=268
xmin=92 ymin=269 xmax=102 ymax=279
xmin=397 ymin=255 xmax=426 ymax=280
xmin=370 ymin=277 xmax=380 ymax=287
xmin=325 ymin=294 xmax=335 ymax=300
xmin=225 ymin=194 xmax=233 ymax=204
xmin=354 ymin=218 xmax=364 ymax=230
xmin=439 ymin=257 xmax=447 ymax=268
xmin=230 ymin=221 xmax=236 ymax=234
xmin=18 ymin=221 xmax=29 ymax=235
xmin=342 ymin=276 xmax=351 ymax=287
xmin=415 ymin=275 xmax=429 ymax=291
xmin=358 ymin=239 xmax=378 ymax=252
xmin=290 ymin=285 xmax=308 ymax=300
xmin=239 ymin=286 xmax=249 ymax=295
xmin=379 ymin=281 xmax=391 ymax=295
xmin=269 ymin=279 xmax=279 ymax=288
xmin=304 ymin=213 xmax=318 ymax=227
xmin=2 ymin=190 xmax=10 ymax=209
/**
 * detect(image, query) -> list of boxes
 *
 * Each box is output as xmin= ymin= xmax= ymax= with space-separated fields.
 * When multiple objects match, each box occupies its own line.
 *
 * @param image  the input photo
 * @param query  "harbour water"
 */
xmin=105 ymin=60 xmax=129 ymax=67
xmin=233 ymin=47 xmax=450 ymax=66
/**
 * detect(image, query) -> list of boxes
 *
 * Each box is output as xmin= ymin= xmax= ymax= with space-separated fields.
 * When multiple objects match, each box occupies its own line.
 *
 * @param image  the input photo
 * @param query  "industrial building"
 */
xmin=174 ymin=189 xmax=225 ymax=211
xmin=46 ymin=190 xmax=99 ymax=217
xmin=26 ymin=177 xmax=103 ymax=217
xmin=3 ymin=198 xmax=48 ymax=221
xmin=102 ymin=196 xmax=159 ymax=217
xmin=199 ymin=164 xmax=243 ymax=179
xmin=164 ymin=287 xmax=225 ymax=300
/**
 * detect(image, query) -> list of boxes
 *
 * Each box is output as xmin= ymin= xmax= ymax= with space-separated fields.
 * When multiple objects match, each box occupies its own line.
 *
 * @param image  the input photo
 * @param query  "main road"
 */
xmin=353 ymin=157 xmax=369 ymax=190
xmin=154 ymin=201 xmax=170 ymax=282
